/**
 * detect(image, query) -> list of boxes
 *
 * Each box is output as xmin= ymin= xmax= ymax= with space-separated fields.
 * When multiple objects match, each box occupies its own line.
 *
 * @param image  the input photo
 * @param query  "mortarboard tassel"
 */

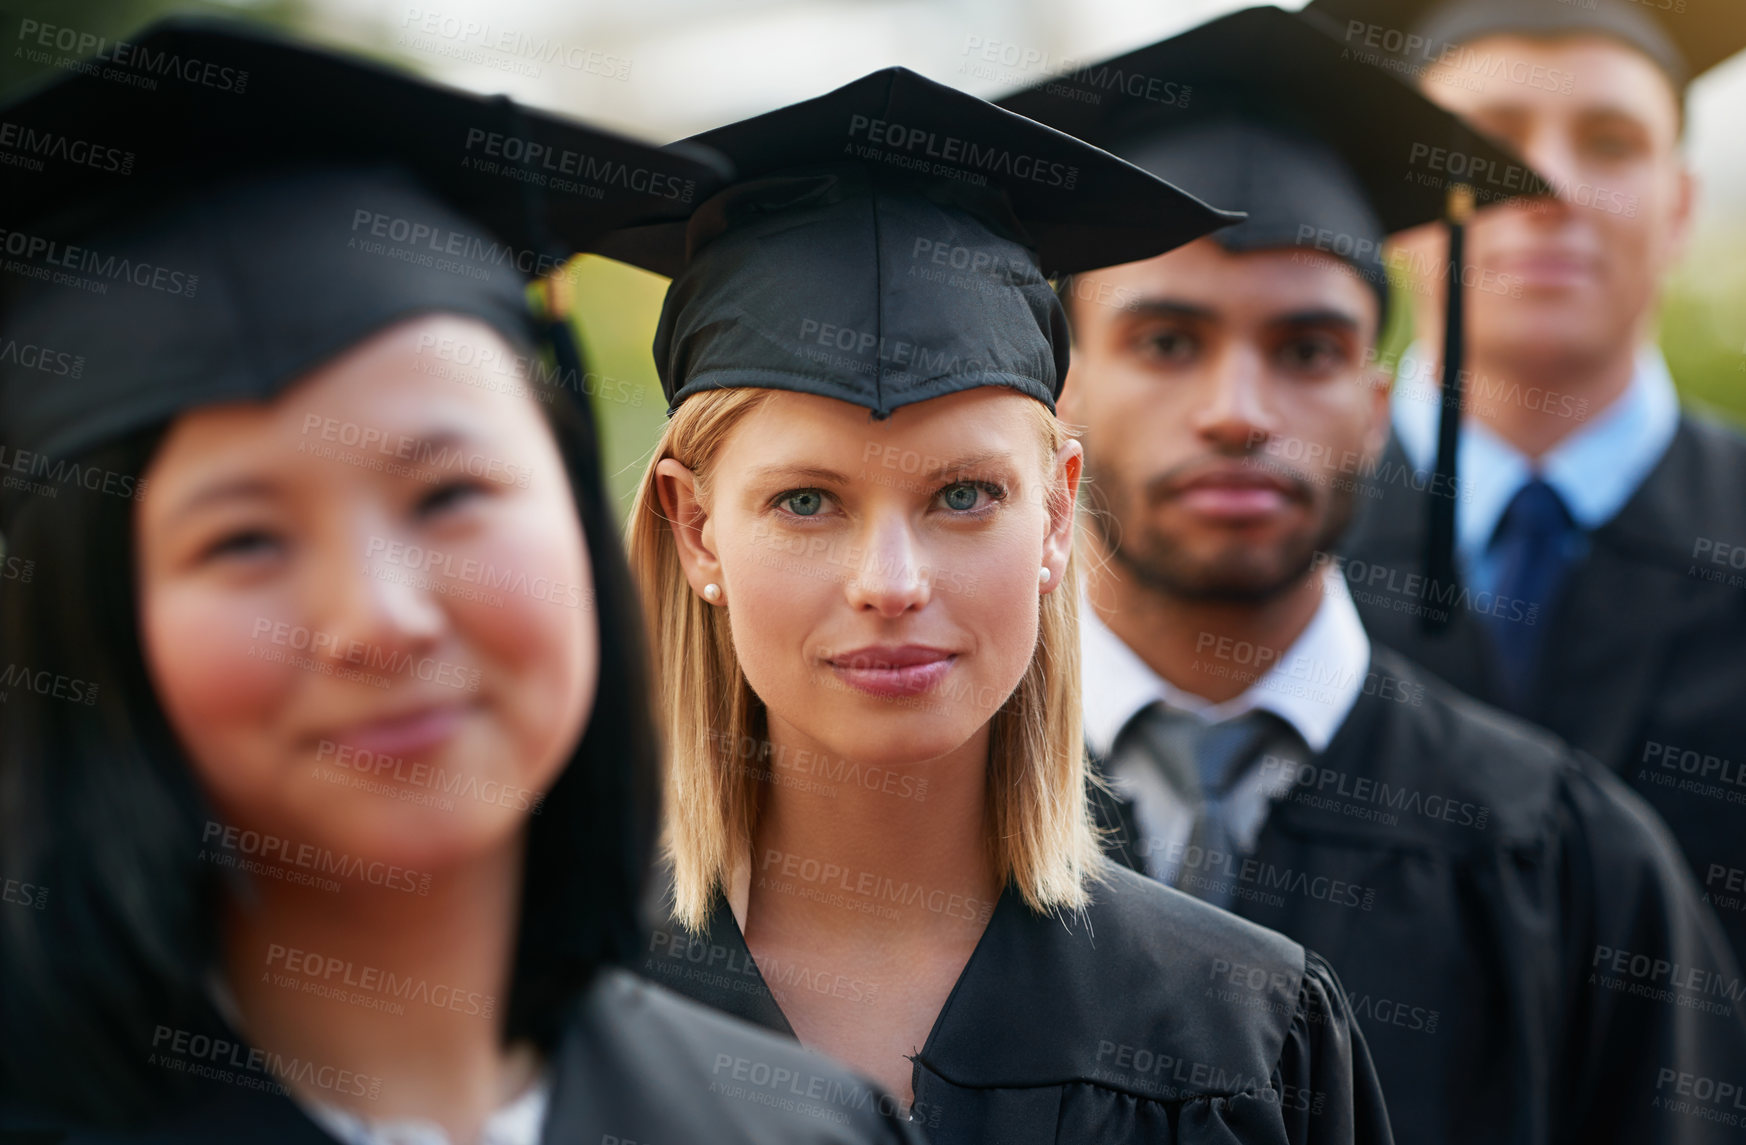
xmin=1421 ymin=182 xmax=1474 ymax=634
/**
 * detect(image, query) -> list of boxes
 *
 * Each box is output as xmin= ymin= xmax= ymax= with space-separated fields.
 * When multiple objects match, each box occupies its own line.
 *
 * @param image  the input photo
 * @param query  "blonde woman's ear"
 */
xmin=654 ymin=457 xmax=723 ymax=596
xmin=1038 ymin=439 xmax=1083 ymax=593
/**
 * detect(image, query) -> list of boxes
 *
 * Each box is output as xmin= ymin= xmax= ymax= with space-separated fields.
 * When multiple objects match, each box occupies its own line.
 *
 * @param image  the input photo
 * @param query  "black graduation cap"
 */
xmin=1000 ymin=6 xmax=1546 ymax=304
xmin=0 ymin=17 xmax=728 ymax=535
xmin=1000 ymin=5 xmax=1553 ymax=634
xmin=596 ymin=66 xmax=1242 ymax=419
xmin=1302 ymin=0 xmax=1746 ymax=93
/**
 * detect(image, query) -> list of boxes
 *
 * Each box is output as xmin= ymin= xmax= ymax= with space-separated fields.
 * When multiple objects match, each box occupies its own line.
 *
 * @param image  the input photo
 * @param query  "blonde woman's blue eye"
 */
xmin=780 ymin=490 xmax=825 ymax=516
xmin=943 ymin=484 xmax=979 ymax=511
xmin=942 ymin=482 xmax=1002 ymax=512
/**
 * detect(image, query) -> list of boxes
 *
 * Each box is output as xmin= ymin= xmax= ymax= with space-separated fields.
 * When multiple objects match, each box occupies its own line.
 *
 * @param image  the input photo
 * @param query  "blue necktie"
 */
xmin=1485 ymin=477 xmax=1578 ymax=712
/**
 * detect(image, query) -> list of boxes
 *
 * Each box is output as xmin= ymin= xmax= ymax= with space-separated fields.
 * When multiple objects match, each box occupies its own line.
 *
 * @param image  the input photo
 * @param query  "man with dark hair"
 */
xmin=1004 ymin=7 xmax=1746 ymax=1144
xmin=1305 ymin=0 xmax=1746 ymax=966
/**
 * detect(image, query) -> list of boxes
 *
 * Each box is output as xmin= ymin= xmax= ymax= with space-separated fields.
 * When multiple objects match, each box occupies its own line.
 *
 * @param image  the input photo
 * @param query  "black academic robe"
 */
xmin=1092 ymin=647 xmax=1746 ymax=1145
xmin=2 ymin=969 xmax=923 ymax=1145
xmin=642 ymin=863 xmax=1394 ymax=1145
xmin=1340 ymin=418 xmax=1746 ymax=963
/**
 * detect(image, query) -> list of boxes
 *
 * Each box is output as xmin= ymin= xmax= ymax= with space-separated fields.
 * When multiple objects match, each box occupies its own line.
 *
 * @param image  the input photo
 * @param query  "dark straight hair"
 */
xmin=0 ymin=336 xmax=660 ymax=1127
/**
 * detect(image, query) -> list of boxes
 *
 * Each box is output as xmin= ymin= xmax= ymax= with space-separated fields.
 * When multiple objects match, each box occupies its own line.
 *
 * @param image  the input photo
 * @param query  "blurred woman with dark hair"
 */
xmin=0 ymin=21 xmax=918 ymax=1145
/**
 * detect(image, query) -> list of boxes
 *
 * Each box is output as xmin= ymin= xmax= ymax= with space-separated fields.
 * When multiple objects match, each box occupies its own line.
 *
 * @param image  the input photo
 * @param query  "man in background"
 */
xmin=1309 ymin=0 xmax=1746 ymax=963
xmin=1003 ymin=8 xmax=1746 ymax=1142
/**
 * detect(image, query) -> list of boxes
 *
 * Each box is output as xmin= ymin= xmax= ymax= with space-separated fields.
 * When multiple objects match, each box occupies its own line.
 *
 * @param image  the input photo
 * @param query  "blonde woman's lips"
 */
xmin=826 ymin=645 xmax=956 ymax=698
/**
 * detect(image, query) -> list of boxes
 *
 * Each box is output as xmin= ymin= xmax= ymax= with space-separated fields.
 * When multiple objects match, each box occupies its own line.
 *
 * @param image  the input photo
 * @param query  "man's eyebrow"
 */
xmin=1115 ymin=298 xmax=1217 ymax=322
xmin=1474 ymin=94 xmax=1661 ymax=126
xmin=1116 ymin=300 xmax=1361 ymax=330
xmin=1271 ymin=309 xmax=1363 ymax=331
xmin=1574 ymin=103 xmax=1661 ymax=130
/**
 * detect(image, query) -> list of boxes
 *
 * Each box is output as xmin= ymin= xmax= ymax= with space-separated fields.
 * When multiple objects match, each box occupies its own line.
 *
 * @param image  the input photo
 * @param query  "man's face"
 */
xmin=1399 ymin=33 xmax=1694 ymax=370
xmin=1059 ymin=240 xmax=1391 ymax=603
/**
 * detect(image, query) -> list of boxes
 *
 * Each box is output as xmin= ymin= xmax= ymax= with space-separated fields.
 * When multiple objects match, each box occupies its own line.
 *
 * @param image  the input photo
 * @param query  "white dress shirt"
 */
xmin=303 ymin=1077 xmax=550 ymax=1145
xmin=300 ymin=1075 xmax=544 ymax=1145
xmin=205 ymin=972 xmax=550 ymax=1145
xmin=1390 ymin=342 xmax=1681 ymax=598
xmin=1081 ymin=567 xmax=1371 ymax=881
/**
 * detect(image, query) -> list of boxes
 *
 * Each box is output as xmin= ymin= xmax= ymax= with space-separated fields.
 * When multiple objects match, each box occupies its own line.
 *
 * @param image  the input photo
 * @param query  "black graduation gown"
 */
xmin=3 ymin=969 xmax=923 ymax=1145
xmin=1091 ymin=647 xmax=1746 ymax=1145
xmin=1339 ymin=418 xmax=1746 ymax=963
xmin=641 ymin=863 xmax=1394 ymax=1145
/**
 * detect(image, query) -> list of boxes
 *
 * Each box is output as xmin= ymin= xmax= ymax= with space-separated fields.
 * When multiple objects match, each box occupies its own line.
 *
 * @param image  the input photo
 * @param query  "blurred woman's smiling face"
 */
xmin=135 ymin=314 xmax=597 ymax=875
xmin=660 ymin=387 xmax=1079 ymax=770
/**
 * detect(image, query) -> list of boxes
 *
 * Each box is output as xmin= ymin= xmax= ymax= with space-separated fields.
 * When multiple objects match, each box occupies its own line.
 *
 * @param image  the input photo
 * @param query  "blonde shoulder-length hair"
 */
xmin=627 ymin=386 xmax=1105 ymax=932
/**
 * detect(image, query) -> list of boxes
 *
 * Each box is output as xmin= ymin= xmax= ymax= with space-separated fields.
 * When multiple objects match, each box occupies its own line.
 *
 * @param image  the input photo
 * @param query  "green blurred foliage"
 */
xmin=1661 ymin=225 xmax=1746 ymax=429
xmin=566 ymin=256 xmax=676 ymax=519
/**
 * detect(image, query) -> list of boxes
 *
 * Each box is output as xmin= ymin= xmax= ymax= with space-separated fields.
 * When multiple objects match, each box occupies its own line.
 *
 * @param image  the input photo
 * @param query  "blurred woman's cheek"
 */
xmin=141 ymin=581 xmax=299 ymax=798
xmin=434 ymin=488 xmax=597 ymax=767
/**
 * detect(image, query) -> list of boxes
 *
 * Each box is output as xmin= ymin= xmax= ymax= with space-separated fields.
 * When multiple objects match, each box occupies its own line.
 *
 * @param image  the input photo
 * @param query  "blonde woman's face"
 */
xmin=662 ymin=387 xmax=1079 ymax=770
xmin=135 ymin=315 xmax=597 ymax=877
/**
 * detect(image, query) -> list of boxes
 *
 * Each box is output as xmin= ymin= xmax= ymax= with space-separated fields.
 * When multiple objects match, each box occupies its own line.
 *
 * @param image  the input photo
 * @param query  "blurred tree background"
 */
xmin=6 ymin=0 xmax=1742 ymax=518
xmin=1661 ymin=225 xmax=1746 ymax=427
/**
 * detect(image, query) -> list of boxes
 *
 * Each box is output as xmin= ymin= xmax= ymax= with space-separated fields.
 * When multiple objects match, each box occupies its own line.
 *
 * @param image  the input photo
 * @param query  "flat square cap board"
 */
xmin=0 ymin=17 xmax=728 ymax=534
xmin=595 ymin=65 xmax=1245 ymax=418
xmin=999 ymin=4 xmax=1551 ymax=305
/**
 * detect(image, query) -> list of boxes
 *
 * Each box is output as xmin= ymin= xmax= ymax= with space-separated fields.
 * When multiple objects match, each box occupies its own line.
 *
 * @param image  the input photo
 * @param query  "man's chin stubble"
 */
xmin=1084 ymin=455 xmax=1357 ymax=607
xmin=1106 ymin=540 xmax=1312 ymax=605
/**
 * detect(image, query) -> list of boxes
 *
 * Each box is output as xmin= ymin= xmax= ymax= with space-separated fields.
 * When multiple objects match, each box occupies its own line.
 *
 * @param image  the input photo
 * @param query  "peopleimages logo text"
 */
xmin=846 ymin=115 xmax=1078 ymax=189
xmin=461 ymin=129 xmax=696 ymax=202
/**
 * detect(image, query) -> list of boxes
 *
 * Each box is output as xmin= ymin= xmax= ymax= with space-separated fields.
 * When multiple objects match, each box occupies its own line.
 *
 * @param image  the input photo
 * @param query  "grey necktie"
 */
xmin=1110 ymin=704 xmax=1294 ymax=909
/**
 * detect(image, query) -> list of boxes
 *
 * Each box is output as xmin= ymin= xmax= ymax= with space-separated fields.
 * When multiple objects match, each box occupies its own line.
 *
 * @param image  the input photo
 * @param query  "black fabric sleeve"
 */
xmin=1558 ymin=759 xmax=1746 ymax=1145
xmin=1275 ymin=951 xmax=1395 ymax=1145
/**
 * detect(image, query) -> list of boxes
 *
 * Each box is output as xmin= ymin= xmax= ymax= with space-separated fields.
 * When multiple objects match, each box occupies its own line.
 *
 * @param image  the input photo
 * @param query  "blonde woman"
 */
xmin=618 ymin=69 xmax=1394 ymax=1145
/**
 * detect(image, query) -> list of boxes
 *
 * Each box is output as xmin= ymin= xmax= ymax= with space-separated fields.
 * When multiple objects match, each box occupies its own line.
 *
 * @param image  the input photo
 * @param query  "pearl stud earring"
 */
xmin=1039 ymin=567 xmax=1052 ymax=585
xmin=703 ymin=583 xmax=722 ymax=603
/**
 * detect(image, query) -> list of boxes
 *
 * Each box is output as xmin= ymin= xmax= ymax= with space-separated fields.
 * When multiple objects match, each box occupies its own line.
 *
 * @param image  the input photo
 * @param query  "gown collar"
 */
xmin=697 ymin=867 xmax=1302 ymax=1104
